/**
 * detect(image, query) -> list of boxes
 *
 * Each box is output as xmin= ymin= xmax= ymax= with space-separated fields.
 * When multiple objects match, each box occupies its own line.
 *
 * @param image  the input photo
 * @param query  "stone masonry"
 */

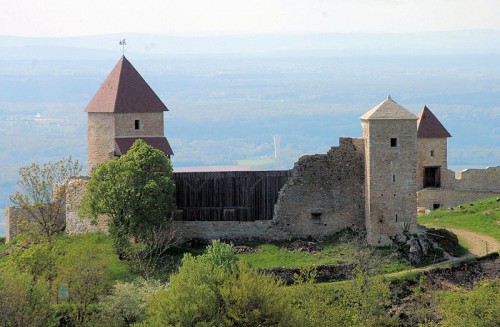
xmin=272 ymin=137 xmax=366 ymax=239
xmin=361 ymin=96 xmax=419 ymax=246
xmin=6 ymin=56 xmax=500 ymax=246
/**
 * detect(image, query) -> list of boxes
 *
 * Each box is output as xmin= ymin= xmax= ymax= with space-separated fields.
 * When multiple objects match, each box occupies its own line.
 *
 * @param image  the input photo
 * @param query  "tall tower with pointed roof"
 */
xmin=361 ymin=96 xmax=418 ymax=245
xmin=85 ymin=56 xmax=173 ymax=173
xmin=416 ymin=106 xmax=452 ymax=194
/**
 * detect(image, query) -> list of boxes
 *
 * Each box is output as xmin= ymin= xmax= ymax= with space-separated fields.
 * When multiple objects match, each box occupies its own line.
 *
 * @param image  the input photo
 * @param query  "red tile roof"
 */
xmin=85 ymin=56 xmax=168 ymax=113
xmin=417 ymin=106 xmax=452 ymax=138
xmin=115 ymin=137 xmax=174 ymax=157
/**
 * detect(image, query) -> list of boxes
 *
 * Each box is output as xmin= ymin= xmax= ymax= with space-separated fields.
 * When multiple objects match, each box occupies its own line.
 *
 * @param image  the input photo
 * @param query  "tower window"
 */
xmin=135 ymin=120 xmax=140 ymax=130
xmin=430 ymin=150 xmax=434 ymax=157
xmin=395 ymin=214 xmax=398 ymax=222
xmin=392 ymin=175 xmax=396 ymax=182
xmin=390 ymin=138 xmax=397 ymax=147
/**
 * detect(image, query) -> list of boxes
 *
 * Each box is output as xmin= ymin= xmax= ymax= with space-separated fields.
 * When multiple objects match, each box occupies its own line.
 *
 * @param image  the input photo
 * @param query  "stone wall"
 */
xmin=272 ymin=137 xmax=366 ymax=239
xmin=417 ymin=166 xmax=500 ymax=211
xmin=65 ymin=177 xmax=109 ymax=235
xmin=363 ymin=119 xmax=418 ymax=246
xmin=5 ymin=205 xmax=66 ymax=242
xmin=87 ymin=113 xmax=115 ymax=174
xmin=417 ymin=189 xmax=500 ymax=211
xmin=172 ymin=220 xmax=285 ymax=243
xmin=115 ymin=112 xmax=164 ymax=137
xmin=453 ymin=166 xmax=500 ymax=191
xmin=417 ymin=138 xmax=449 ymax=188
xmin=5 ymin=207 xmax=22 ymax=242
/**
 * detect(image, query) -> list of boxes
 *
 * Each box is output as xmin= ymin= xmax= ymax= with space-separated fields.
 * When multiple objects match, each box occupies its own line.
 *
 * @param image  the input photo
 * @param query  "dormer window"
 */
xmin=390 ymin=138 xmax=397 ymax=147
xmin=135 ymin=120 xmax=140 ymax=130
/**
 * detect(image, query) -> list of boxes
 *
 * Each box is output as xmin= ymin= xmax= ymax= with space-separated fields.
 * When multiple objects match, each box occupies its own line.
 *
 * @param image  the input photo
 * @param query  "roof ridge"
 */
xmin=112 ymin=57 xmax=125 ymax=112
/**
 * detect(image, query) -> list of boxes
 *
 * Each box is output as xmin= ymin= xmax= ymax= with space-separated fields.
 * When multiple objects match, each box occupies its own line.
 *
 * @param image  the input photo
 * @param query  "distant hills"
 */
xmin=1 ymin=30 xmax=500 ymax=60
xmin=0 ymin=30 xmax=499 ymax=236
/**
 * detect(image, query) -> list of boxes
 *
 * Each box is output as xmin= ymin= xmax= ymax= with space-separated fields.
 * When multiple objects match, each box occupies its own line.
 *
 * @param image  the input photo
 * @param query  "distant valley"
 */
xmin=1 ymin=31 xmax=499 ymax=235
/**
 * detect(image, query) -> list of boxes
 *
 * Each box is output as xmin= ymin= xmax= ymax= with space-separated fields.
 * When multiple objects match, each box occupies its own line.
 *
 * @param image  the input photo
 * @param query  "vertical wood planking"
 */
xmin=173 ymin=170 xmax=291 ymax=221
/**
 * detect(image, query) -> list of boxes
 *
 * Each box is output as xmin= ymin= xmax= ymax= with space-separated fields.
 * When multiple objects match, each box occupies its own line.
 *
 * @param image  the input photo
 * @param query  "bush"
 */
xmin=437 ymin=278 xmax=500 ymax=327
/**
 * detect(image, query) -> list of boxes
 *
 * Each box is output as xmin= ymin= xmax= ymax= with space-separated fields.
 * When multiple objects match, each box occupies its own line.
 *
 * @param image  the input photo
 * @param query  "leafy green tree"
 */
xmin=55 ymin=247 xmax=108 ymax=326
xmin=79 ymin=139 xmax=176 ymax=257
xmin=220 ymin=261 xmax=297 ymax=327
xmin=0 ymin=266 xmax=52 ymax=327
xmin=10 ymin=156 xmax=82 ymax=242
xmin=141 ymin=240 xmax=237 ymax=326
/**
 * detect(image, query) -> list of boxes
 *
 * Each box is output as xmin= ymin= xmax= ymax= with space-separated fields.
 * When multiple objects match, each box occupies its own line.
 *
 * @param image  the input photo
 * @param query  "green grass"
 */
xmin=237 ymin=237 xmax=412 ymax=274
xmin=57 ymin=232 xmax=138 ymax=282
xmin=0 ymin=239 xmax=16 ymax=253
xmin=418 ymin=197 xmax=500 ymax=241
xmin=238 ymin=243 xmax=346 ymax=268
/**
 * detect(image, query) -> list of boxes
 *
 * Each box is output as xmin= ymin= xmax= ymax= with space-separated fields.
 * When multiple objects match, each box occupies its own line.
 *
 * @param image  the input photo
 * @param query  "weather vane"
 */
xmin=119 ymin=39 xmax=127 ymax=55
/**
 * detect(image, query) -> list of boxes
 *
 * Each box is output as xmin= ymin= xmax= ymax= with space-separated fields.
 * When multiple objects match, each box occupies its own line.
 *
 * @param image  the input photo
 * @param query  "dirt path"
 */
xmin=446 ymin=228 xmax=500 ymax=256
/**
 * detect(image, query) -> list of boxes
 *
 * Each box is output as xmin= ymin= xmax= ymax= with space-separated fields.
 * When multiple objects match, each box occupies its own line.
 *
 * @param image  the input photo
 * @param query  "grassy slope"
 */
xmin=237 ymin=241 xmax=411 ymax=273
xmin=0 ymin=233 xmax=137 ymax=282
xmin=418 ymin=197 xmax=500 ymax=241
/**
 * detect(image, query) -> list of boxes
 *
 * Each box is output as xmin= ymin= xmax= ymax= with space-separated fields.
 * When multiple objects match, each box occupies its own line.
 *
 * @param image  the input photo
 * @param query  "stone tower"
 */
xmin=416 ymin=106 xmax=452 ymax=194
xmin=84 ymin=56 xmax=173 ymax=174
xmin=361 ymin=96 xmax=418 ymax=246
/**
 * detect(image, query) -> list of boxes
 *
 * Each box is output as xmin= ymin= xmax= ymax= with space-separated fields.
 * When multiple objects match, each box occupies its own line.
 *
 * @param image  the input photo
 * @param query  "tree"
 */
xmin=142 ymin=240 xmax=238 ymax=326
xmin=99 ymin=279 xmax=167 ymax=326
xmin=55 ymin=247 xmax=108 ymax=326
xmin=10 ymin=157 xmax=82 ymax=242
xmin=220 ymin=261 xmax=297 ymax=327
xmin=79 ymin=139 xmax=176 ymax=257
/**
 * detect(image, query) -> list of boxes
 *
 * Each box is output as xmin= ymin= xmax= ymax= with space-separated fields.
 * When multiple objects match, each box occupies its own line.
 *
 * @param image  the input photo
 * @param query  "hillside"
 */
xmin=418 ymin=197 xmax=500 ymax=242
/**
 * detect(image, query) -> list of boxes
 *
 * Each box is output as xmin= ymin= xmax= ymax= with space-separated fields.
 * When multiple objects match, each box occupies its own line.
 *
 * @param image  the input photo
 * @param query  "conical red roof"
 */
xmin=84 ymin=56 xmax=168 ymax=113
xmin=417 ymin=106 xmax=451 ymax=138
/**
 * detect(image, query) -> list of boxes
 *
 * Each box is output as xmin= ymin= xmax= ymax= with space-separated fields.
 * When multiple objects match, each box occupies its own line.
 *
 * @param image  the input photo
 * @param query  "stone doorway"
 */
xmin=423 ymin=166 xmax=441 ymax=188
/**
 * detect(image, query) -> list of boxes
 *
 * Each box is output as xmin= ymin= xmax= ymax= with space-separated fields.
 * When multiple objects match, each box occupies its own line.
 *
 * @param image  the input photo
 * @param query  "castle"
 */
xmin=6 ymin=57 xmax=500 ymax=245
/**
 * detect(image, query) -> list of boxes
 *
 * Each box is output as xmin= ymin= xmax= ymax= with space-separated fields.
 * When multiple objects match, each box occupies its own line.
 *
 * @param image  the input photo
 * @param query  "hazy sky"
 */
xmin=2 ymin=0 xmax=499 ymax=37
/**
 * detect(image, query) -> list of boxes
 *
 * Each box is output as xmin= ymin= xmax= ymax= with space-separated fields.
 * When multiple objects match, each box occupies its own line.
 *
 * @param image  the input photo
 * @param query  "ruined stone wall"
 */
xmin=417 ymin=138 xmax=449 ymax=188
xmin=65 ymin=177 xmax=108 ymax=235
xmin=114 ymin=112 xmax=164 ymax=137
xmin=5 ymin=207 xmax=22 ymax=242
xmin=453 ymin=167 xmax=500 ymax=191
xmin=5 ymin=205 xmax=66 ymax=242
xmin=417 ymin=189 xmax=500 ymax=211
xmin=271 ymin=137 xmax=366 ymax=240
xmin=363 ymin=119 xmax=418 ymax=246
xmin=87 ymin=113 xmax=115 ymax=174
xmin=417 ymin=166 xmax=500 ymax=210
